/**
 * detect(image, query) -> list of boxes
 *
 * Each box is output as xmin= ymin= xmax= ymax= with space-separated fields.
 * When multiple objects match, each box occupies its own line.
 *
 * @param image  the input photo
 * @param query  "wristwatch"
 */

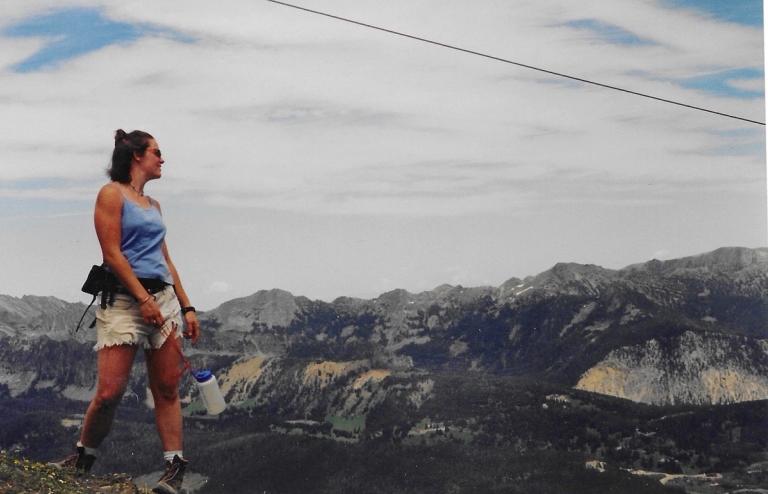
xmin=181 ymin=306 xmax=196 ymax=315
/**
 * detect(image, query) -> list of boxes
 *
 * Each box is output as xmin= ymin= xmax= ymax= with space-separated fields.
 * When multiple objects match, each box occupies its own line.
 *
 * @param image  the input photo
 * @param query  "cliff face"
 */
xmin=575 ymin=331 xmax=768 ymax=405
xmin=217 ymin=356 xmax=429 ymax=421
xmin=0 ymin=246 xmax=766 ymax=408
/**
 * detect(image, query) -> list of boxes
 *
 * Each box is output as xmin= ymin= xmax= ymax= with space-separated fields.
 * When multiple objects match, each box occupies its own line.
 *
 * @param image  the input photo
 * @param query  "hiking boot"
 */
xmin=153 ymin=455 xmax=188 ymax=494
xmin=48 ymin=446 xmax=96 ymax=475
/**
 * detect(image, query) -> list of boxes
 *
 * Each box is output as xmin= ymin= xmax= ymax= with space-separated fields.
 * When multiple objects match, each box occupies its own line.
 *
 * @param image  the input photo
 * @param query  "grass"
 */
xmin=326 ymin=414 xmax=365 ymax=433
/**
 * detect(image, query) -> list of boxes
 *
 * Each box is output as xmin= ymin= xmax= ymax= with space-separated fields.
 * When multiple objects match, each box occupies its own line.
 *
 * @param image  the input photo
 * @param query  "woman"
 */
xmin=52 ymin=129 xmax=200 ymax=494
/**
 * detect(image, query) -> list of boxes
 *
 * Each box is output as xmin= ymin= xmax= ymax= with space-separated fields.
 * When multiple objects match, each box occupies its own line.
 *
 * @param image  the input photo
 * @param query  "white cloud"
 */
xmin=725 ymin=77 xmax=764 ymax=93
xmin=0 ymin=0 xmax=763 ymax=307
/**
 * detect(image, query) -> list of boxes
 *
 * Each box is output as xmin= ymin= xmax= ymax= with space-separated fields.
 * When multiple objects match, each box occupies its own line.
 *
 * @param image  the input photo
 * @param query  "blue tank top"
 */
xmin=120 ymin=197 xmax=173 ymax=284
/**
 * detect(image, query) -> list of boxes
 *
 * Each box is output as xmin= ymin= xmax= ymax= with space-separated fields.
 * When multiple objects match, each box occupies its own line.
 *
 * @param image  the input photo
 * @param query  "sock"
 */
xmin=76 ymin=441 xmax=98 ymax=457
xmin=164 ymin=450 xmax=183 ymax=462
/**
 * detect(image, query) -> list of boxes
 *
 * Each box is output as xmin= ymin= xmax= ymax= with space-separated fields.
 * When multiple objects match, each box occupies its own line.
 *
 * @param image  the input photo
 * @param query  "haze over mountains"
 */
xmin=1 ymin=246 xmax=766 ymax=408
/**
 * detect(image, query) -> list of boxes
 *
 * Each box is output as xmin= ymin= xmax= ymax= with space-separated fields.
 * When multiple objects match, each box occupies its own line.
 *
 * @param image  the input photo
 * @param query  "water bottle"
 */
xmin=193 ymin=369 xmax=226 ymax=415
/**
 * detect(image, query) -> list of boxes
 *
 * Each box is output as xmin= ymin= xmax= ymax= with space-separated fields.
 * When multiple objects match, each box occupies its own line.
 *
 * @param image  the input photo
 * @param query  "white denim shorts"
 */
xmin=94 ymin=285 xmax=183 ymax=351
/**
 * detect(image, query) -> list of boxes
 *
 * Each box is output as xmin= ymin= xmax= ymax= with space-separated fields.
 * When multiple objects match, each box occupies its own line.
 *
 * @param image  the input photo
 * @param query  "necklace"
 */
xmin=129 ymin=183 xmax=144 ymax=197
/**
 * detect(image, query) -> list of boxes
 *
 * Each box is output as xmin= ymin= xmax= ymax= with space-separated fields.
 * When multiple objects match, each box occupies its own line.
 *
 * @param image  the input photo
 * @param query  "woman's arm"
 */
xmin=150 ymin=197 xmax=200 ymax=343
xmin=94 ymin=184 xmax=164 ymax=326
xmin=162 ymin=240 xmax=200 ymax=343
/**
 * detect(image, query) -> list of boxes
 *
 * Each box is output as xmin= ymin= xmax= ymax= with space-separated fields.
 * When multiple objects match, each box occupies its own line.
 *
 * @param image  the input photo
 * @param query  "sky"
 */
xmin=0 ymin=0 xmax=765 ymax=310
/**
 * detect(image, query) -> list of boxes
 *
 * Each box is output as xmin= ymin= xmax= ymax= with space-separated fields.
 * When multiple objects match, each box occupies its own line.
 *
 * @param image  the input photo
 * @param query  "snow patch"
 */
xmin=61 ymin=385 xmax=95 ymax=401
xmin=449 ymin=340 xmax=469 ymax=357
xmin=0 ymin=369 xmax=36 ymax=397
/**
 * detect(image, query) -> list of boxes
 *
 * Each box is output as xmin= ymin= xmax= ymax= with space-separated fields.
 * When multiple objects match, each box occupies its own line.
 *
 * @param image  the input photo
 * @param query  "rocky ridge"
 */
xmin=0 ymin=246 xmax=766 ymax=407
xmin=193 ymin=247 xmax=768 ymax=405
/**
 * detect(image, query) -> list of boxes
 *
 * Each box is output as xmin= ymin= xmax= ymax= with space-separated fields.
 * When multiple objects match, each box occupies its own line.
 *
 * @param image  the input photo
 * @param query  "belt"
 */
xmin=113 ymin=285 xmax=168 ymax=296
xmin=99 ymin=278 xmax=171 ymax=310
xmin=113 ymin=278 xmax=171 ymax=296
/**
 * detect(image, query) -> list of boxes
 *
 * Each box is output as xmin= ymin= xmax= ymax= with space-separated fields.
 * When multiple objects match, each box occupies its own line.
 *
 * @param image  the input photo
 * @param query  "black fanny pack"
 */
xmin=82 ymin=264 xmax=117 ymax=296
xmin=73 ymin=265 xmax=111 ymax=334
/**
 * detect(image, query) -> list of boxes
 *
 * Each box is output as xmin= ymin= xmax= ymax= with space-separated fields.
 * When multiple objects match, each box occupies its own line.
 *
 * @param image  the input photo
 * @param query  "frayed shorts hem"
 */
xmin=92 ymin=331 xmax=182 ymax=351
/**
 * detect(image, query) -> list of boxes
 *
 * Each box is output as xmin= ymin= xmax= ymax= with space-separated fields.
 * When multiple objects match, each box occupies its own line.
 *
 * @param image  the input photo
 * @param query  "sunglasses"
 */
xmin=147 ymin=148 xmax=162 ymax=158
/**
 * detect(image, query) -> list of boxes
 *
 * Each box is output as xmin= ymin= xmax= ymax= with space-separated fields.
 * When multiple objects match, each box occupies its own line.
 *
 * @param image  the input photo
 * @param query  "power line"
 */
xmin=265 ymin=0 xmax=765 ymax=126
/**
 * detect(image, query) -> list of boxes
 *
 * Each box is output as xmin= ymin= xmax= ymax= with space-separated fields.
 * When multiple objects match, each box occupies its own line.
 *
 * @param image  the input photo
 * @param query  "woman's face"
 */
xmin=134 ymin=138 xmax=165 ymax=180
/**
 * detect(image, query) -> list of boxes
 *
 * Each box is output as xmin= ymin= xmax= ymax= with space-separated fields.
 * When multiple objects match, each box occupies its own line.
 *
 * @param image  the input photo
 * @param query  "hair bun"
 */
xmin=114 ymin=129 xmax=127 ymax=142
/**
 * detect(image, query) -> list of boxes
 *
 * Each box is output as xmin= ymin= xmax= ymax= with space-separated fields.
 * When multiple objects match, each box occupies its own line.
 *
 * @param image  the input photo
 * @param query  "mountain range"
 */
xmin=2 ymin=246 xmax=767 ymax=493
xmin=0 ymin=246 xmax=766 ymax=409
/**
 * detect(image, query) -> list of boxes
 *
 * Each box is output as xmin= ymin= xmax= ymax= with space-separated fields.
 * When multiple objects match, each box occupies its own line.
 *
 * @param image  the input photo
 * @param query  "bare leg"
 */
xmin=80 ymin=344 xmax=138 ymax=448
xmin=146 ymin=334 xmax=184 ymax=451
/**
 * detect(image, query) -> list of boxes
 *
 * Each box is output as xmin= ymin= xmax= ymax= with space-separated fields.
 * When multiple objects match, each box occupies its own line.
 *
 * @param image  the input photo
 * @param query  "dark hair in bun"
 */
xmin=108 ymin=129 xmax=154 ymax=183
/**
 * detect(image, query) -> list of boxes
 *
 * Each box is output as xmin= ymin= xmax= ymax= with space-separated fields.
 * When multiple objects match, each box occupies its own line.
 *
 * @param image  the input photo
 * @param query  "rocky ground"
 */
xmin=0 ymin=450 xmax=141 ymax=494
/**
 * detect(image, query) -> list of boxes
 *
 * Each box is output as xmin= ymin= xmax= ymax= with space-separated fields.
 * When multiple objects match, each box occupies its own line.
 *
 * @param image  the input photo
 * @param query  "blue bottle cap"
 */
xmin=193 ymin=369 xmax=213 ymax=383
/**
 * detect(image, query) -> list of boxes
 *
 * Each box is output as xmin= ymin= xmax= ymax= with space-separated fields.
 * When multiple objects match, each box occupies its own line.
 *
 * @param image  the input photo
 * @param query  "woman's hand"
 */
xmin=183 ymin=311 xmax=200 ymax=344
xmin=139 ymin=296 xmax=164 ymax=327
